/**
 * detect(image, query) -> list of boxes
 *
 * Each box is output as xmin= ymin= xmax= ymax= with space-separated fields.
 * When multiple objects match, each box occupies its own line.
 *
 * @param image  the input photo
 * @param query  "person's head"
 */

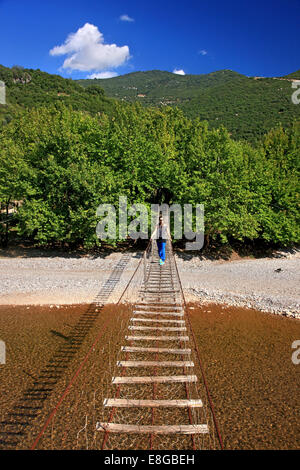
xmin=159 ymin=216 xmax=163 ymax=225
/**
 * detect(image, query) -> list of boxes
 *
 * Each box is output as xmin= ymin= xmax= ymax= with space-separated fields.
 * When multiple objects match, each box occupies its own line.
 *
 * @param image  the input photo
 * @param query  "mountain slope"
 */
xmin=0 ymin=65 xmax=299 ymax=143
xmin=79 ymin=69 xmax=300 ymax=141
xmin=0 ymin=64 xmax=115 ymax=124
xmin=78 ymin=69 xmax=246 ymax=101
xmin=282 ymin=70 xmax=300 ymax=79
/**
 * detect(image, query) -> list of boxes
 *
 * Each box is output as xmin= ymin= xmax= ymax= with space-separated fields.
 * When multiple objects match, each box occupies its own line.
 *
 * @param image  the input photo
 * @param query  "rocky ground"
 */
xmin=0 ymin=248 xmax=299 ymax=318
xmin=176 ymin=249 xmax=300 ymax=319
xmin=0 ymin=252 xmax=141 ymax=305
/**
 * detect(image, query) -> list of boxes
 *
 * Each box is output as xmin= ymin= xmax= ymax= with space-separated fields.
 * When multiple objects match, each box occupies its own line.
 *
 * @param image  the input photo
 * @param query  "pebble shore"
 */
xmin=176 ymin=250 xmax=300 ymax=319
xmin=0 ymin=249 xmax=299 ymax=318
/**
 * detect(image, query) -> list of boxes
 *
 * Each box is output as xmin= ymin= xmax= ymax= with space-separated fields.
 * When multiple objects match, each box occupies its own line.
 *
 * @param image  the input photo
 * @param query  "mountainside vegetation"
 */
xmin=1 ymin=64 xmax=299 ymax=143
xmin=0 ymin=64 xmax=118 ymax=126
xmin=79 ymin=69 xmax=300 ymax=142
xmin=283 ymin=70 xmax=300 ymax=79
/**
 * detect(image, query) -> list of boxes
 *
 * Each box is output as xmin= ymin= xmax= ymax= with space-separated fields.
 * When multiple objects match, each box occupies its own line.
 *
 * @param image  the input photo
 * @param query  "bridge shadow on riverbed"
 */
xmin=0 ymin=253 xmax=131 ymax=450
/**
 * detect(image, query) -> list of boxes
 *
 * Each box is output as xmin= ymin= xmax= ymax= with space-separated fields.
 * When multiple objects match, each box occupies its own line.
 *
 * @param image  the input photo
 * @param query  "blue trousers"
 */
xmin=157 ymin=240 xmax=166 ymax=262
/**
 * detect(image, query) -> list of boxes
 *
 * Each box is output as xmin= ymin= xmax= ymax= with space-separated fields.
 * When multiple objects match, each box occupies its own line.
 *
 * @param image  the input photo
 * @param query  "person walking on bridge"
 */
xmin=156 ymin=216 xmax=168 ymax=266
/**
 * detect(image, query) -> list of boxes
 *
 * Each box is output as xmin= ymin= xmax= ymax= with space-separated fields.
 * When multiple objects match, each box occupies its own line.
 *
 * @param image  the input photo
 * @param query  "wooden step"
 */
xmin=148 ymin=271 xmax=174 ymax=274
xmin=140 ymin=288 xmax=180 ymax=294
xmin=144 ymin=280 xmax=177 ymax=283
xmin=121 ymin=346 xmax=191 ymax=354
xmin=131 ymin=318 xmax=185 ymax=324
xmin=133 ymin=310 xmax=184 ymax=317
xmin=128 ymin=326 xmax=187 ymax=332
xmin=135 ymin=305 xmax=183 ymax=310
xmin=143 ymin=283 xmax=178 ymax=286
xmin=103 ymin=398 xmax=203 ymax=408
xmin=117 ymin=360 xmax=194 ymax=367
xmin=143 ymin=285 xmax=176 ymax=288
xmin=144 ymin=286 xmax=176 ymax=289
xmin=147 ymin=274 xmax=175 ymax=276
xmin=145 ymin=277 xmax=175 ymax=280
xmin=137 ymin=302 xmax=182 ymax=306
xmin=112 ymin=375 xmax=197 ymax=384
xmin=142 ymin=297 xmax=180 ymax=300
xmin=143 ymin=299 xmax=181 ymax=303
xmin=96 ymin=423 xmax=209 ymax=434
xmin=146 ymin=281 xmax=175 ymax=284
xmin=143 ymin=293 xmax=179 ymax=296
xmin=125 ymin=335 xmax=189 ymax=341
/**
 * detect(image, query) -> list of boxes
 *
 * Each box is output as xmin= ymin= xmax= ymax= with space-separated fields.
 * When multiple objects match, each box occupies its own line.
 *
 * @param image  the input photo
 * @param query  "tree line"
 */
xmin=0 ymin=102 xmax=299 ymax=249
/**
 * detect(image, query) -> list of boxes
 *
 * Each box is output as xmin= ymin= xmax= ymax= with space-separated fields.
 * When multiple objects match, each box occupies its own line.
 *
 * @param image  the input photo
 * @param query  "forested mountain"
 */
xmin=282 ymin=70 xmax=300 ymax=79
xmin=0 ymin=64 xmax=117 ymax=125
xmin=79 ymin=69 xmax=300 ymax=142
xmin=1 ymin=64 xmax=299 ymax=142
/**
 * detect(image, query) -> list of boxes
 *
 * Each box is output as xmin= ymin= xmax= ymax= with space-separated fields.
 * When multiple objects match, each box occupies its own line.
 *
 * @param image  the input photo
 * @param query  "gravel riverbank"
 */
xmin=176 ymin=250 xmax=300 ymax=319
xmin=0 ymin=249 xmax=299 ymax=318
xmin=0 ymin=252 xmax=141 ymax=305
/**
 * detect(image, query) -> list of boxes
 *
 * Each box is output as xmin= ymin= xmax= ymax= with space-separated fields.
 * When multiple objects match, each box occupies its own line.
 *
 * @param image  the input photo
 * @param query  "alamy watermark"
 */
xmin=291 ymin=81 xmax=300 ymax=105
xmin=0 ymin=340 xmax=5 ymax=365
xmin=291 ymin=340 xmax=300 ymax=365
xmin=96 ymin=197 xmax=204 ymax=251
xmin=0 ymin=81 xmax=5 ymax=105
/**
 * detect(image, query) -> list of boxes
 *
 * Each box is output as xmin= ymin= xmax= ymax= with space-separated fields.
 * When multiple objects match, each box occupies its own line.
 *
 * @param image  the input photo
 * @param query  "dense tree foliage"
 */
xmin=0 ymin=102 xmax=299 ymax=248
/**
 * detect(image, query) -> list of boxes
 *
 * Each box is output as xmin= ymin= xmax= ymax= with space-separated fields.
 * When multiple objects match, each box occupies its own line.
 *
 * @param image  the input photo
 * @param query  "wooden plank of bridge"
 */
xmin=144 ymin=287 xmax=178 ymax=290
xmin=117 ymin=360 xmax=194 ymax=367
xmin=125 ymin=335 xmax=189 ymax=341
xmin=142 ymin=299 xmax=180 ymax=302
xmin=145 ymin=289 xmax=177 ymax=292
xmin=135 ymin=305 xmax=183 ymax=310
xmin=121 ymin=346 xmax=191 ymax=354
xmin=103 ymin=398 xmax=203 ymax=408
xmin=133 ymin=311 xmax=184 ymax=317
xmin=96 ymin=423 xmax=209 ymax=434
xmin=128 ymin=326 xmax=187 ymax=331
xmin=142 ymin=294 xmax=179 ymax=298
xmin=130 ymin=318 xmax=185 ymax=324
xmin=112 ymin=375 xmax=197 ymax=384
xmin=146 ymin=282 xmax=175 ymax=285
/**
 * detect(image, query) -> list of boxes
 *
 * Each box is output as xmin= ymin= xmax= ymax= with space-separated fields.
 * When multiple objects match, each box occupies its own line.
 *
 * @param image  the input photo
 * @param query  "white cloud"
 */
xmin=87 ymin=71 xmax=118 ymax=79
xmin=120 ymin=14 xmax=134 ymax=22
xmin=173 ymin=69 xmax=185 ymax=75
xmin=198 ymin=49 xmax=208 ymax=56
xmin=50 ymin=23 xmax=130 ymax=72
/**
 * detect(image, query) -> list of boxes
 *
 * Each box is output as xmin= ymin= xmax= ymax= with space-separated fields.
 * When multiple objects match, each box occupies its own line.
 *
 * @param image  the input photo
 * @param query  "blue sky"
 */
xmin=0 ymin=0 xmax=299 ymax=79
